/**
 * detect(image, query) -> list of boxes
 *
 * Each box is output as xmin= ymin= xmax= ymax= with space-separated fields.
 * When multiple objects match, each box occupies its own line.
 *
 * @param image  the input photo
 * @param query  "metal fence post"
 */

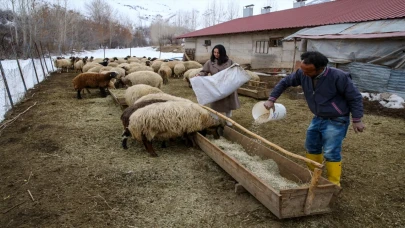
xmin=11 ymin=43 xmax=27 ymax=92
xmin=47 ymin=44 xmax=55 ymax=72
xmin=39 ymin=42 xmax=49 ymax=73
xmin=34 ymin=42 xmax=47 ymax=78
xmin=0 ymin=60 xmax=14 ymax=108
xmin=29 ymin=45 xmax=40 ymax=84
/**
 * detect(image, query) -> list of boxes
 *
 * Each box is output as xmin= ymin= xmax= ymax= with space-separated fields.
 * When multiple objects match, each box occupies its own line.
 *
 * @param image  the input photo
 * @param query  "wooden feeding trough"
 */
xmin=237 ymin=80 xmax=270 ymax=99
xmin=108 ymin=88 xmax=128 ymax=110
xmin=195 ymin=107 xmax=341 ymax=219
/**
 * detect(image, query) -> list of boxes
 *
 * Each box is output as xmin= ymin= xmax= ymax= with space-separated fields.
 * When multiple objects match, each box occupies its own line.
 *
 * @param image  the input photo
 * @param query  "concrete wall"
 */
xmin=186 ymin=28 xmax=302 ymax=69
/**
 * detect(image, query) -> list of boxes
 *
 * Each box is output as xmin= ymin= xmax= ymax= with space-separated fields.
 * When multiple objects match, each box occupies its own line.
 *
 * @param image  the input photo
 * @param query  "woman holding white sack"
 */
xmin=196 ymin=44 xmax=241 ymax=125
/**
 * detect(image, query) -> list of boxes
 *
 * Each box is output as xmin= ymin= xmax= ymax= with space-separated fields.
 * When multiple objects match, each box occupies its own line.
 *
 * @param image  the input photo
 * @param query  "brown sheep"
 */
xmin=72 ymin=72 xmax=117 ymax=99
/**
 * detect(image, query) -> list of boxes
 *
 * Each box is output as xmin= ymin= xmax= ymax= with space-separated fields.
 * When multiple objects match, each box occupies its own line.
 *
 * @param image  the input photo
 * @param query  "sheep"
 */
xmin=121 ymin=99 xmax=169 ymax=150
xmin=87 ymin=66 xmax=104 ymax=73
xmin=135 ymin=92 xmax=192 ymax=104
xmin=183 ymin=61 xmax=203 ymax=71
xmin=99 ymin=66 xmax=113 ymax=72
xmin=173 ymin=63 xmax=186 ymax=78
xmin=124 ymin=84 xmax=163 ymax=106
xmin=126 ymin=100 xmax=222 ymax=156
xmin=74 ymin=58 xmax=87 ymax=73
xmin=158 ymin=65 xmax=172 ymax=85
xmin=82 ymin=62 xmax=102 ymax=73
xmin=54 ymin=58 xmax=71 ymax=73
xmin=126 ymin=65 xmax=154 ymax=74
xmin=109 ymin=67 xmax=126 ymax=79
xmin=151 ymin=60 xmax=163 ymax=73
xmin=72 ymin=72 xmax=117 ymax=99
xmin=183 ymin=67 xmax=203 ymax=88
xmin=107 ymin=62 xmax=119 ymax=67
xmin=121 ymin=71 xmax=163 ymax=89
xmin=117 ymin=63 xmax=131 ymax=69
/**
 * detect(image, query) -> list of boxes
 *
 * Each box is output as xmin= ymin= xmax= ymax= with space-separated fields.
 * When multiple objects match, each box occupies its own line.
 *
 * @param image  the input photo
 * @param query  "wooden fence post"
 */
xmin=11 ymin=43 xmax=27 ymax=92
xmin=0 ymin=60 xmax=14 ymax=108
xmin=34 ymin=42 xmax=46 ymax=78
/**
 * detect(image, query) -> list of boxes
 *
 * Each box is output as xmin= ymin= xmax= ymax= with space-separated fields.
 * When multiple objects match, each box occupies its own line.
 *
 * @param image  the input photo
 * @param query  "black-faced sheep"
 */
xmin=127 ymin=100 xmax=222 ymax=156
xmin=72 ymin=72 xmax=117 ymax=99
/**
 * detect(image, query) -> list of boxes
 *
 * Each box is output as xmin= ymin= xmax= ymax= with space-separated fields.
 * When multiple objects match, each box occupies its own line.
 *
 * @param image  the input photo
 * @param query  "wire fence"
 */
xmin=0 ymin=42 xmax=54 ymax=122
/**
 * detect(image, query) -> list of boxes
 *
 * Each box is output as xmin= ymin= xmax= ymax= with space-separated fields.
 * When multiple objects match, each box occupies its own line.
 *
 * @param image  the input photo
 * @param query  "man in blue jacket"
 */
xmin=264 ymin=51 xmax=365 ymax=186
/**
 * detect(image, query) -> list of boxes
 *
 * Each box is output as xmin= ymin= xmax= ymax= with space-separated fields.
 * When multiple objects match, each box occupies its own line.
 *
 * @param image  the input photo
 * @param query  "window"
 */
xmin=269 ymin=38 xmax=283 ymax=47
xmin=255 ymin=40 xmax=268 ymax=54
xmin=204 ymin=40 xmax=211 ymax=46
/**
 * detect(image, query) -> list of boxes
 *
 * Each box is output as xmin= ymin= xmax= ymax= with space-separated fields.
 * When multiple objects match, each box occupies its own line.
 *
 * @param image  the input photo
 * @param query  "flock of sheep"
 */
xmin=54 ymin=55 xmax=261 ymax=156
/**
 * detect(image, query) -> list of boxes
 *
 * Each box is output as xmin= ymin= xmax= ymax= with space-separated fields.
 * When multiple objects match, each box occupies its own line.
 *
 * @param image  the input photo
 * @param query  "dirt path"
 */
xmin=0 ymin=72 xmax=404 ymax=227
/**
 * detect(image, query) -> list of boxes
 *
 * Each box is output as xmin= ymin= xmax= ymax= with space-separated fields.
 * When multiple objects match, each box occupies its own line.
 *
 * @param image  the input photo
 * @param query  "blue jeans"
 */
xmin=305 ymin=116 xmax=350 ymax=162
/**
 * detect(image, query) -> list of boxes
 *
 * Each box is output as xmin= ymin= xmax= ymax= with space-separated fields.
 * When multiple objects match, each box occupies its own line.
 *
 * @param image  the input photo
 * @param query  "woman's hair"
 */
xmin=210 ymin=44 xmax=229 ymax=65
xmin=300 ymin=51 xmax=329 ymax=70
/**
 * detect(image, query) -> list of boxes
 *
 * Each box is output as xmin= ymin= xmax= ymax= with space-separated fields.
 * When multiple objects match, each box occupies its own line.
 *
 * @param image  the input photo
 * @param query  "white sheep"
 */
xmin=151 ymin=60 xmax=163 ymax=73
xmin=183 ymin=61 xmax=203 ymax=71
xmin=158 ymin=65 xmax=172 ymax=85
xmin=173 ymin=63 xmax=186 ymax=78
xmin=126 ymin=100 xmax=222 ymax=156
xmin=121 ymin=71 xmax=163 ymax=89
xmin=135 ymin=92 xmax=192 ymax=104
xmin=183 ymin=68 xmax=203 ymax=88
xmin=54 ymin=59 xmax=71 ymax=73
xmin=124 ymin=84 xmax=163 ymax=106
xmin=126 ymin=65 xmax=154 ymax=74
xmin=82 ymin=62 xmax=102 ymax=73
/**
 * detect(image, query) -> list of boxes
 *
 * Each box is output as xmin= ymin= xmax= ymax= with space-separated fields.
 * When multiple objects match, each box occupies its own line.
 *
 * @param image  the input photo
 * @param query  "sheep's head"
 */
xmin=107 ymin=72 xmax=117 ymax=79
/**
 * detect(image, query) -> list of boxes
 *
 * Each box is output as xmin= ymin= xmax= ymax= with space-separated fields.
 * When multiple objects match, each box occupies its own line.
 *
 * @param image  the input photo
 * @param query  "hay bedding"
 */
xmin=0 ymin=72 xmax=404 ymax=227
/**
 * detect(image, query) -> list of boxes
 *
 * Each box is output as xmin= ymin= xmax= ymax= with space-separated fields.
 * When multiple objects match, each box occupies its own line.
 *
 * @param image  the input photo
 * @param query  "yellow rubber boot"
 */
xmin=305 ymin=153 xmax=323 ymax=171
xmin=325 ymin=161 xmax=342 ymax=186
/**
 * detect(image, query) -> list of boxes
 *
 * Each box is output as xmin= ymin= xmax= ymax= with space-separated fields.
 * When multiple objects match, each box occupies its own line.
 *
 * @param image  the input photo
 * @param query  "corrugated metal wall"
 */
xmin=337 ymin=62 xmax=405 ymax=98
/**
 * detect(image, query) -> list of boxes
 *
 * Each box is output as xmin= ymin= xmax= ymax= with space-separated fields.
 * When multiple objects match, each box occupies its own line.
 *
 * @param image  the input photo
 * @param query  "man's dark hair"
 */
xmin=210 ymin=44 xmax=229 ymax=65
xmin=300 ymin=51 xmax=329 ymax=70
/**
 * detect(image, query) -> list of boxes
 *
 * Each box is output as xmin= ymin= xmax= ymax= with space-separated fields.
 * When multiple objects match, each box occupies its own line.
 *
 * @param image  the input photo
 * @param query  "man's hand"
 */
xmin=352 ymin=121 xmax=365 ymax=133
xmin=263 ymin=100 xmax=275 ymax=112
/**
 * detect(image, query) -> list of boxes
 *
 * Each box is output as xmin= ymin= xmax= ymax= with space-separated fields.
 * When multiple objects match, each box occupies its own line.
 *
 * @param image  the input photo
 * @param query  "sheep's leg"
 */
xmin=76 ymin=90 xmax=82 ymax=99
xmin=99 ymin=87 xmax=107 ymax=97
xmin=187 ymin=133 xmax=198 ymax=148
xmin=121 ymin=129 xmax=131 ymax=149
xmin=142 ymin=134 xmax=158 ymax=157
xmin=161 ymin=141 xmax=167 ymax=148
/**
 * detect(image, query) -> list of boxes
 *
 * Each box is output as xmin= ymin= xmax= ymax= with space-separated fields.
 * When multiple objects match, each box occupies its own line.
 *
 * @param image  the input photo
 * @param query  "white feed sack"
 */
xmin=209 ymin=137 xmax=301 ymax=192
xmin=190 ymin=63 xmax=251 ymax=105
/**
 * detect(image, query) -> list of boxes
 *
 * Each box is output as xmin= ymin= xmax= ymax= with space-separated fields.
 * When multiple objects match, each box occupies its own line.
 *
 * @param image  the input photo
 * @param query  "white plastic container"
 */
xmin=252 ymin=101 xmax=287 ymax=123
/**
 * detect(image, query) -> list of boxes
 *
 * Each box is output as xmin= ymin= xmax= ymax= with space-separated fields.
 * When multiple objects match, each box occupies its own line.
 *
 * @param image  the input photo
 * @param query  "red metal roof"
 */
xmin=177 ymin=0 xmax=405 ymax=38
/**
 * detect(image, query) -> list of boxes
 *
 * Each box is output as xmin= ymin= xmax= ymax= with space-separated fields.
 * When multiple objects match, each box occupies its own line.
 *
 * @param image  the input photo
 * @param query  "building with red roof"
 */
xmin=177 ymin=0 xmax=405 ymax=70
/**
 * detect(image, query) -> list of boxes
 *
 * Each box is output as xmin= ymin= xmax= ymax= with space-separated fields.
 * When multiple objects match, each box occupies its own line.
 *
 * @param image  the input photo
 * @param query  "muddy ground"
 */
xmin=0 ymin=72 xmax=404 ymax=227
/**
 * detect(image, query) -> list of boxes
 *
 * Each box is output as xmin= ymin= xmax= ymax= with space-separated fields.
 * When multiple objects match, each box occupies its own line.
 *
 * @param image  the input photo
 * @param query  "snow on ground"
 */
xmin=70 ymin=47 xmax=182 ymax=59
xmin=0 ymin=47 xmax=181 ymax=122
xmin=361 ymin=92 xmax=404 ymax=109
